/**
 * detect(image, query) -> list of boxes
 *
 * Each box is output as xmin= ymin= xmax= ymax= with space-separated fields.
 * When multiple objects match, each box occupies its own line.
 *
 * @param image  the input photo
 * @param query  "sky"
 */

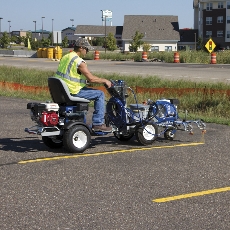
xmin=0 ymin=0 xmax=194 ymax=32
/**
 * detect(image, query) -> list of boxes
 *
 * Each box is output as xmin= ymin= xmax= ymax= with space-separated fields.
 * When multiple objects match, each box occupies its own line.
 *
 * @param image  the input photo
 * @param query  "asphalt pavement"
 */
xmin=1 ymin=96 xmax=230 ymax=229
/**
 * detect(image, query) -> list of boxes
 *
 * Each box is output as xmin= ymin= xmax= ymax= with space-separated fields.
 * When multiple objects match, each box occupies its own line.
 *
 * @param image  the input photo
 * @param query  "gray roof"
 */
xmin=75 ymin=25 xmax=123 ymax=36
xmin=62 ymin=27 xmax=75 ymax=32
xmin=122 ymin=15 xmax=180 ymax=41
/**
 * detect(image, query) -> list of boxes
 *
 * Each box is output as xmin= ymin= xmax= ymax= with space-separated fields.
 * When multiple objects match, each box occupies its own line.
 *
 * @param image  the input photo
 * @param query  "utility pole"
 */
xmin=70 ymin=19 xmax=74 ymax=27
xmin=0 ymin=17 xmax=3 ymax=34
xmin=8 ymin=20 xmax=11 ymax=37
xmin=52 ymin=19 xmax=54 ymax=46
xmin=33 ymin=21 xmax=36 ymax=40
xmin=105 ymin=16 xmax=107 ymax=54
xmin=41 ymin=16 xmax=45 ymax=39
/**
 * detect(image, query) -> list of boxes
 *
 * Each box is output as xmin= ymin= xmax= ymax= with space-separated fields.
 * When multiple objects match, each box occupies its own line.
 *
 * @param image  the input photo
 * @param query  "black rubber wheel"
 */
xmin=42 ymin=136 xmax=63 ymax=149
xmin=135 ymin=122 xmax=158 ymax=145
xmin=114 ymin=132 xmax=134 ymax=141
xmin=164 ymin=128 xmax=176 ymax=141
xmin=63 ymin=125 xmax=91 ymax=153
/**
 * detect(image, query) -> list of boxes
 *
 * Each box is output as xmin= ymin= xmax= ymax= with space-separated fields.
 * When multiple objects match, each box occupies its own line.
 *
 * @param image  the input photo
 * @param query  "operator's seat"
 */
xmin=48 ymin=77 xmax=90 ymax=106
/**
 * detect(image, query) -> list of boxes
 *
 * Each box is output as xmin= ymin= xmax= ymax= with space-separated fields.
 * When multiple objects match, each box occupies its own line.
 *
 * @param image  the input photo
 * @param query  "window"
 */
xmin=227 ymin=2 xmax=230 ymax=9
xmin=151 ymin=46 xmax=159 ymax=52
xmin=217 ymin=31 xmax=223 ymax=37
xmin=217 ymin=16 xmax=223 ymax=23
xmin=218 ymin=2 xmax=224 ymax=8
xmin=227 ymin=16 xmax=230 ymax=23
xmin=206 ymin=31 xmax=212 ymax=38
xmin=227 ymin=31 xmax=230 ymax=38
xmin=165 ymin=46 xmax=172 ymax=51
xmin=206 ymin=2 xmax=212 ymax=10
xmin=206 ymin=17 xmax=212 ymax=25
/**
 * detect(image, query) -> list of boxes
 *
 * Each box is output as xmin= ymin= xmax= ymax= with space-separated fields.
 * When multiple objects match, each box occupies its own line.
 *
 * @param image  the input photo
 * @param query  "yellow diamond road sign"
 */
xmin=205 ymin=38 xmax=216 ymax=53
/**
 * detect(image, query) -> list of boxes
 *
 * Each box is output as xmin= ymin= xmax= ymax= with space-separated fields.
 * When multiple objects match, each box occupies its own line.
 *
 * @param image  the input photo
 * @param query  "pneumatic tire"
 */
xmin=63 ymin=125 xmax=91 ymax=153
xmin=164 ymin=127 xmax=176 ymax=141
xmin=135 ymin=122 xmax=158 ymax=145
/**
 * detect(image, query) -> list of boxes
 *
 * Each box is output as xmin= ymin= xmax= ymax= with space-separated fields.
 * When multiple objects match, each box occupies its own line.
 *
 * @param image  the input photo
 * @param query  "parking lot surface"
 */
xmin=1 ymin=96 xmax=230 ymax=229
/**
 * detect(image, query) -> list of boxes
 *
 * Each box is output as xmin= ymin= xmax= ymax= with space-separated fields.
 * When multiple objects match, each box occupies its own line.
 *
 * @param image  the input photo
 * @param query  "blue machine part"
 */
xmin=59 ymin=106 xmax=86 ymax=123
xmin=106 ymin=80 xmax=127 ymax=105
xmin=154 ymin=100 xmax=178 ymax=124
xmin=106 ymin=97 xmax=127 ymax=130
xmin=129 ymin=104 xmax=150 ymax=121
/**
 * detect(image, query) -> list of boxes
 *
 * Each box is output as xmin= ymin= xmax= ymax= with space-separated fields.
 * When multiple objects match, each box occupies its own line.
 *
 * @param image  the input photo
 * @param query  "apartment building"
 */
xmin=194 ymin=0 xmax=230 ymax=49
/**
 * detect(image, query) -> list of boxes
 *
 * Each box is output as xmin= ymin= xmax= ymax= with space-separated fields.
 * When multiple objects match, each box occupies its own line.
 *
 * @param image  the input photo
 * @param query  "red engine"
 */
xmin=40 ymin=111 xmax=59 ymax=126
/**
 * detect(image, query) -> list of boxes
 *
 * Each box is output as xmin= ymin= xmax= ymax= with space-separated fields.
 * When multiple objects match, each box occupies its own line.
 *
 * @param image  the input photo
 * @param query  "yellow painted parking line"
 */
xmin=18 ymin=142 xmax=204 ymax=164
xmin=153 ymin=187 xmax=230 ymax=203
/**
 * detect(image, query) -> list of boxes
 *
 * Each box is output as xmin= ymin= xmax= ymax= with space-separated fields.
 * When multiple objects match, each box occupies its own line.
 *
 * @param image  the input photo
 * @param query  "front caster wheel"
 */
xmin=63 ymin=125 xmax=91 ymax=153
xmin=164 ymin=127 xmax=176 ymax=140
xmin=135 ymin=123 xmax=158 ymax=145
xmin=42 ymin=136 xmax=63 ymax=149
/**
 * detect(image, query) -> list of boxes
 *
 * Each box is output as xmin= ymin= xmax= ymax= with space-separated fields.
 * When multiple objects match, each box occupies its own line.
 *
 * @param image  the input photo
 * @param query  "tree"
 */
xmin=106 ymin=32 xmax=117 ymax=51
xmin=17 ymin=36 xmax=24 ymax=44
xmin=31 ymin=40 xmax=42 ymax=50
xmin=10 ymin=35 xmax=18 ymax=44
xmin=0 ymin=32 xmax=10 ymax=48
xmin=142 ymin=42 xmax=151 ymax=52
xmin=197 ymin=36 xmax=205 ymax=51
xmin=41 ymin=37 xmax=51 ymax=47
xmin=129 ymin=31 xmax=144 ymax=52
xmin=24 ymin=32 xmax=32 ymax=48
xmin=62 ymin=36 xmax=69 ymax=48
xmin=92 ymin=37 xmax=104 ymax=46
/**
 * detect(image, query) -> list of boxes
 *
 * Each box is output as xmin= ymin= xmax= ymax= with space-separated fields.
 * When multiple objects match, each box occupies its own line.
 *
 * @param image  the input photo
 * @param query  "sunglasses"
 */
xmin=82 ymin=47 xmax=89 ymax=52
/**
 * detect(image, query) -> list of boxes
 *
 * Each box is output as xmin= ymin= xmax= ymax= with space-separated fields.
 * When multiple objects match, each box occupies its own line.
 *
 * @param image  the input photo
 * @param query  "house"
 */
xmin=31 ymin=30 xmax=50 ymax=40
xmin=11 ymin=30 xmax=27 ymax=38
xmin=75 ymin=15 xmax=180 ymax=52
xmin=62 ymin=27 xmax=78 ymax=45
xmin=75 ymin=25 xmax=123 ymax=47
xmin=122 ymin=15 xmax=180 ymax=52
xmin=11 ymin=27 xmax=78 ymax=45
xmin=193 ymin=0 xmax=230 ymax=49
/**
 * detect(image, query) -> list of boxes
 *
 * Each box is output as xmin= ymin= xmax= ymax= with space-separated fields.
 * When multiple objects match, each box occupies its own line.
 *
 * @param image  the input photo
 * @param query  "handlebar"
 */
xmin=104 ymin=80 xmax=127 ymax=101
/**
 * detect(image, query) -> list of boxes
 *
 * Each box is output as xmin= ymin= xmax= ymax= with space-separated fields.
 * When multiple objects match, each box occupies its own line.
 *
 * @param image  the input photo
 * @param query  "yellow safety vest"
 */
xmin=55 ymin=52 xmax=87 ymax=94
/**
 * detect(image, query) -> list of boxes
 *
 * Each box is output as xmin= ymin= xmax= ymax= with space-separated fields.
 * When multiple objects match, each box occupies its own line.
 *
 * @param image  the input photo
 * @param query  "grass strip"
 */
xmin=0 ymin=66 xmax=230 ymax=125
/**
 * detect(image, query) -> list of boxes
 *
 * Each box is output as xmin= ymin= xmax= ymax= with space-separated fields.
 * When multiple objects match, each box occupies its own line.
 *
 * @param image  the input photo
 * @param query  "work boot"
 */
xmin=92 ymin=124 xmax=112 ymax=132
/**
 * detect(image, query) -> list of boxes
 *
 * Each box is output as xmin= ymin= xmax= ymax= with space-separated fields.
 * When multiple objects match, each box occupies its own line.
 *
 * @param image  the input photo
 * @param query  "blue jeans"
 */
xmin=72 ymin=87 xmax=105 ymax=125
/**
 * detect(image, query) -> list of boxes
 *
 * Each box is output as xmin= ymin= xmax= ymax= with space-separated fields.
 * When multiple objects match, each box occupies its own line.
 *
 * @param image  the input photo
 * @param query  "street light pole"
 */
xmin=52 ymin=19 xmax=54 ymax=46
xmin=8 ymin=20 xmax=11 ymax=37
xmin=0 ymin=17 xmax=3 ymax=34
xmin=70 ymin=19 xmax=74 ymax=27
xmin=33 ymin=21 xmax=36 ymax=40
xmin=41 ymin=16 xmax=45 ymax=39
xmin=105 ymin=16 xmax=107 ymax=54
